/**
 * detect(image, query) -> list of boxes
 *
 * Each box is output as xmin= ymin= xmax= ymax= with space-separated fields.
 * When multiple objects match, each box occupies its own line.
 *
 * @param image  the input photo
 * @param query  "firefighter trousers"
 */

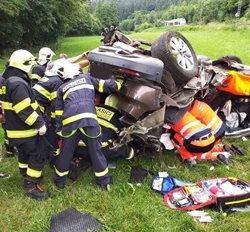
xmin=54 ymin=127 xmax=110 ymax=186
xmin=16 ymin=135 xmax=46 ymax=182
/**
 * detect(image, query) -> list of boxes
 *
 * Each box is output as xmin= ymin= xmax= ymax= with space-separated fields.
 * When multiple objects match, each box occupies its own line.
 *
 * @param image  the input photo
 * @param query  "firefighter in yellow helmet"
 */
xmin=2 ymin=49 xmax=49 ymax=200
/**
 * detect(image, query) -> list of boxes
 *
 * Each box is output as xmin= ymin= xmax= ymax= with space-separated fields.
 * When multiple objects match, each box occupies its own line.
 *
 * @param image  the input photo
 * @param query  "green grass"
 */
xmin=0 ymin=25 xmax=250 ymax=231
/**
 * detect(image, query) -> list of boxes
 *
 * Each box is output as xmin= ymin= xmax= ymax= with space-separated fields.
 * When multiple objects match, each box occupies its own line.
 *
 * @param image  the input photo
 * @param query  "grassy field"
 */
xmin=0 ymin=25 xmax=250 ymax=232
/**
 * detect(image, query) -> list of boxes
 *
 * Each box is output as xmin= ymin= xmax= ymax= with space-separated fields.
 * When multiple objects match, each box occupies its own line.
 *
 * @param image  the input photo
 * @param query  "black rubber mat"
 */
xmin=49 ymin=208 xmax=103 ymax=232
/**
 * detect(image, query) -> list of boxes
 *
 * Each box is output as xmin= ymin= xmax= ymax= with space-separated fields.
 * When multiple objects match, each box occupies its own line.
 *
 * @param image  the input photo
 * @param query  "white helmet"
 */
xmin=38 ymin=47 xmax=55 ymax=65
xmin=64 ymin=63 xmax=80 ymax=80
xmin=9 ymin=49 xmax=37 ymax=73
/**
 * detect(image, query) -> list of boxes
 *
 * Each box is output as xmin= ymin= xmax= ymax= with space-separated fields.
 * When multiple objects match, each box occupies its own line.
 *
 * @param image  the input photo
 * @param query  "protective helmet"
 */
xmin=9 ymin=49 xmax=37 ymax=73
xmin=47 ymin=59 xmax=68 ymax=79
xmin=47 ymin=59 xmax=80 ymax=80
xmin=38 ymin=47 xmax=55 ymax=65
xmin=104 ymin=94 xmax=119 ymax=109
xmin=64 ymin=63 xmax=80 ymax=80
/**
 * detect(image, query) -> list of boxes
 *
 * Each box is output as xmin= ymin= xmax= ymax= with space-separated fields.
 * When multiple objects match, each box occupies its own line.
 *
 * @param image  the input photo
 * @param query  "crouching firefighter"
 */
xmin=69 ymin=94 xmax=134 ymax=181
xmin=53 ymin=61 xmax=124 ymax=190
xmin=169 ymin=100 xmax=227 ymax=165
xmin=1 ymin=50 xmax=49 ymax=200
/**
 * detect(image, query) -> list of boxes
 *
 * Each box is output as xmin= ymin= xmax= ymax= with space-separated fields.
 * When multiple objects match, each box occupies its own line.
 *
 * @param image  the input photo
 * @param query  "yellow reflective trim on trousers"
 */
xmin=78 ymin=140 xmax=109 ymax=148
xmin=97 ymin=118 xmax=118 ymax=133
xmin=55 ymin=110 xmax=63 ymax=116
xmin=27 ymin=168 xmax=42 ymax=178
xmin=13 ymin=98 xmax=31 ymax=113
xmin=95 ymin=168 xmax=109 ymax=177
xmin=25 ymin=111 xmax=39 ymax=126
xmin=99 ymin=80 xmax=105 ymax=93
xmin=31 ymin=73 xmax=42 ymax=81
xmin=33 ymin=84 xmax=51 ymax=100
xmin=6 ymin=129 xmax=38 ymax=138
xmin=18 ymin=162 xmax=28 ymax=168
xmin=62 ymin=113 xmax=97 ymax=126
xmin=51 ymin=91 xmax=57 ymax=100
xmin=54 ymin=167 xmax=69 ymax=177
xmin=39 ymin=105 xmax=45 ymax=113
xmin=63 ymin=84 xmax=94 ymax=100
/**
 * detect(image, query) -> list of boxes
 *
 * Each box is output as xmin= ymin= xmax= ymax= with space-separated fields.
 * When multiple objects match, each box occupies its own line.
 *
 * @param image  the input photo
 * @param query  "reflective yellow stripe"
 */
xmin=225 ymin=198 xmax=250 ymax=205
xmin=25 ymin=111 xmax=39 ymax=126
xmin=78 ymin=140 xmax=86 ymax=146
xmin=55 ymin=110 xmax=63 ymax=116
xmin=3 ymin=101 xmax=38 ymax=111
xmin=95 ymin=168 xmax=109 ymax=177
xmin=97 ymin=118 xmax=118 ymax=133
xmin=51 ymin=91 xmax=57 ymax=100
xmin=27 ymin=168 xmax=42 ymax=178
xmin=18 ymin=162 xmax=28 ymax=168
xmin=2 ymin=101 xmax=13 ymax=110
xmin=78 ymin=140 xmax=109 ymax=147
xmin=54 ymin=167 xmax=69 ymax=177
xmin=116 ymin=80 xmax=122 ymax=90
xmin=33 ymin=84 xmax=51 ymax=100
xmin=31 ymin=74 xmax=42 ymax=81
xmin=39 ymin=105 xmax=45 ymax=113
xmin=62 ymin=113 xmax=97 ymax=126
xmin=0 ymin=86 xmax=6 ymax=94
xmin=63 ymin=84 xmax=94 ymax=100
xmin=56 ymin=148 xmax=60 ymax=156
xmin=51 ymin=112 xmax=56 ymax=118
xmin=31 ymin=102 xmax=39 ymax=110
xmin=99 ymin=80 xmax=105 ymax=93
xmin=6 ymin=129 xmax=38 ymax=138
xmin=13 ymin=98 xmax=31 ymax=113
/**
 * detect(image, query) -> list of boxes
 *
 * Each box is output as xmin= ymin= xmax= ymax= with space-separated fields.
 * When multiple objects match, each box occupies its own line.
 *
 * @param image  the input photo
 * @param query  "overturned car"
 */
xmin=87 ymin=28 xmax=250 ymax=151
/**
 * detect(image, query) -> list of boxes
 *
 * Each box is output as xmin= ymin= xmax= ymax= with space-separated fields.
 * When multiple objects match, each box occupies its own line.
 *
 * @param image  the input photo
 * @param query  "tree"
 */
xmin=95 ymin=2 xmax=119 ymax=28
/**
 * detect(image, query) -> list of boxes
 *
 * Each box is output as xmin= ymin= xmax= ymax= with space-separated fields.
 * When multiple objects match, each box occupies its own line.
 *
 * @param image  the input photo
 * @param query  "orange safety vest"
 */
xmin=216 ymin=71 xmax=250 ymax=96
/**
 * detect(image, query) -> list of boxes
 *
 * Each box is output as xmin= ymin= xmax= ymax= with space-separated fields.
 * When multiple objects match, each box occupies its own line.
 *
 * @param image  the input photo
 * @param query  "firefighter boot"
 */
xmin=23 ymin=178 xmax=49 ymax=200
xmin=96 ymin=175 xmax=113 ymax=191
xmin=53 ymin=172 xmax=66 ymax=189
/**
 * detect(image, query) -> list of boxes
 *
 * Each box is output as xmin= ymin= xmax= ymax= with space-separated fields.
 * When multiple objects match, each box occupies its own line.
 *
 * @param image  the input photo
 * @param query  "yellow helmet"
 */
xmin=9 ymin=49 xmax=37 ymax=73
xmin=104 ymin=94 xmax=119 ymax=109
xmin=38 ymin=47 xmax=55 ymax=65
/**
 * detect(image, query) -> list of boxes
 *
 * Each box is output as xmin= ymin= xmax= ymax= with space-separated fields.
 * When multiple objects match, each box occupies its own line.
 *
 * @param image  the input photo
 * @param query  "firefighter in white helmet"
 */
xmin=31 ymin=47 xmax=55 ymax=86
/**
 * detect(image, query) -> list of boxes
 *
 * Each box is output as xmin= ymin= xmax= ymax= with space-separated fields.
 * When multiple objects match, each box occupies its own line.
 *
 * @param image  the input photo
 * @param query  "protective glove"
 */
xmin=38 ymin=124 xmax=47 ymax=136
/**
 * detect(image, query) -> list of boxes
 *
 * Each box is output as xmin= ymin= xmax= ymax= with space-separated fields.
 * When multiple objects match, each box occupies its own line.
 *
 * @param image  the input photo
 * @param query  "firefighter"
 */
xmin=2 ymin=49 xmax=49 ymax=200
xmin=169 ymin=99 xmax=227 ymax=165
xmin=69 ymin=94 xmax=134 ymax=180
xmin=31 ymin=47 xmax=55 ymax=86
xmin=53 ymin=61 xmax=124 ymax=190
xmin=32 ymin=60 xmax=64 ymax=163
xmin=0 ymin=61 xmax=18 ymax=157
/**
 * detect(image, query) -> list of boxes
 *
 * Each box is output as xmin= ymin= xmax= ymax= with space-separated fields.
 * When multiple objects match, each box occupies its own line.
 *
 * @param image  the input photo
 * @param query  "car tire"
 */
xmin=151 ymin=31 xmax=198 ymax=85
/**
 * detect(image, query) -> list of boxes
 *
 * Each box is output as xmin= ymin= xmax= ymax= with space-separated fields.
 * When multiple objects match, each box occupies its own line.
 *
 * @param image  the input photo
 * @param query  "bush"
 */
xmin=135 ymin=22 xmax=154 ymax=32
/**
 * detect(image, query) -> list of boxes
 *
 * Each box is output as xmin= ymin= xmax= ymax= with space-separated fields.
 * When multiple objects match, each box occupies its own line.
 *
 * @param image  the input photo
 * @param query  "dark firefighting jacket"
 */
xmin=78 ymin=104 xmax=123 ymax=147
xmin=33 ymin=75 xmax=62 ymax=108
xmin=31 ymin=63 xmax=47 ymax=86
xmin=2 ymin=67 xmax=45 ymax=145
xmin=55 ymin=73 xmax=123 ymax=136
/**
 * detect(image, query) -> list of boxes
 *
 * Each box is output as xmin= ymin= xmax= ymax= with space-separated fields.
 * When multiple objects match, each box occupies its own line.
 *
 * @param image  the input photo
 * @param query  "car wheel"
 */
xmin=151 ymin=31 xmax=198 ymax=85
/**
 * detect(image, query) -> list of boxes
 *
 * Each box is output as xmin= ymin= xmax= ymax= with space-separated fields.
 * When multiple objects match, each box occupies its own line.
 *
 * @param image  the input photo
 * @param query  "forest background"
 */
xmin=0 ymin=0 xmax=250 ymax=54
